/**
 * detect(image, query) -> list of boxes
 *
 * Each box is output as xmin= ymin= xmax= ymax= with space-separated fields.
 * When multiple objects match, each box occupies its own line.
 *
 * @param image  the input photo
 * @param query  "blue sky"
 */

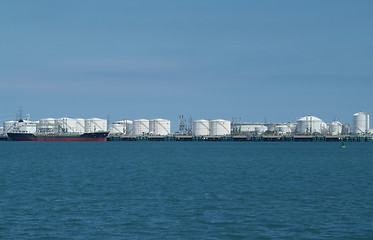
xmin=1 ymin=0 xmax=372 ymax=131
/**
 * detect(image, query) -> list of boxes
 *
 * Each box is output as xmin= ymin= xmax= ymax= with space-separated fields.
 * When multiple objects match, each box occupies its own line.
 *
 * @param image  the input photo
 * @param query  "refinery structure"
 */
xmin=1 ymin=111 xmax=372 ymax=141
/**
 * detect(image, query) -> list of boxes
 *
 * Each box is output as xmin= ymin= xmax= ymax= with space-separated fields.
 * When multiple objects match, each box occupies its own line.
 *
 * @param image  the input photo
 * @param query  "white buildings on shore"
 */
xmin=1 ymin=112 xmax=372 ymax=137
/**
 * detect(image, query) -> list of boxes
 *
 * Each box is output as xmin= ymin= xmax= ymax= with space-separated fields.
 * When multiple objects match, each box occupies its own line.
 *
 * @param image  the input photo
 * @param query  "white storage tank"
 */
xmin=150 ymin=118 xmax=171 ymax=136
xmin=264 ymin=124 xmax=276 ymax=132
xmin=111 ymin=120 xmax=133 ymax=135
xmin=193 ymin=119 xmax=210 ymax=136
xmin=329 ymin=121 xmax=342 ymax=136
xmin=238 ymin=124 xmax=262 ymax=133
xmin=84 ymin=118 xmax=108 ymax=133
xmin=353 ymin=112 xmax=369 ymax=134
xmin=286 ymin=122 xmax=296 ymax=133
xmin=255 ymin=125 xmax=268 ymax=134
xmin=124 ymin=120 xmax=133 ymax=135
xmin=342 ymin=123 xmax=351 ymax=135
xmin=55 ymin=118 xmax=86 ymax=133
xmin=109 ymin=122 xmax=126 ymax=135
xmin=296 ymin=115 xmax=328 ymax=134
xmin=75 ymin=118 xmax=86 ymax=133
xmin=209 ymin=119 xmax=231 ymax=136
xmin=133 ymin=119 xmax=150 ymax=136
xmin=37 ymin=118 xmax=55 ymax=133
xmin=275 ymin=124 xmax=291 ymax=135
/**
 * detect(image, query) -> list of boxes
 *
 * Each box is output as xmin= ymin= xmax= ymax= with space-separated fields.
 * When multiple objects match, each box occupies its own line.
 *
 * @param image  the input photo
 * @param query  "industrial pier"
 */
xmin=107 ymin=135 xmax=373 ymax=142
xmin=2 ymin=134 xmax=372 ymax=142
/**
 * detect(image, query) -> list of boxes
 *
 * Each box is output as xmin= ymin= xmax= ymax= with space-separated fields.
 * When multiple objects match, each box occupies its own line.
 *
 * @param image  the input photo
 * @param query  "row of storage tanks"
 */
xmin=295 ymin=112 xmax=370 ymax=135
xmin=3 ymin=118 xmax=108 ymax=134
xmin=109 ymin=119 xmax=232 ymax=136
xmin=2 ymin=117 xmax=232 ymax=136
xmin=234 ymin=112 xmax=371 ymax=135
xmin=235 ymin=120 xmax=346 ymax=135
xmin=193 ymin=119 xmax=231 ymax=136
xmin=110 ymin=112 xmax=370 ymax=136
xmin=1 ymin=112 xmax=370 ymax=136
xmin=108 ymin=119 xmax=171 ymax=136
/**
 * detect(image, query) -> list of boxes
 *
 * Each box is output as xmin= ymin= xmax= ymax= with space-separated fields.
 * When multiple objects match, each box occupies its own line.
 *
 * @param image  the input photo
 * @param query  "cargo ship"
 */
xmin=7 ymin=132 xmax=109 ymax=141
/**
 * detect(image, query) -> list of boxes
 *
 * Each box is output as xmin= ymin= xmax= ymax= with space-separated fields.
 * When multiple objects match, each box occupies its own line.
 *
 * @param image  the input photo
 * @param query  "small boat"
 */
xmin=340 ymin=142 xmax=346 ymax=149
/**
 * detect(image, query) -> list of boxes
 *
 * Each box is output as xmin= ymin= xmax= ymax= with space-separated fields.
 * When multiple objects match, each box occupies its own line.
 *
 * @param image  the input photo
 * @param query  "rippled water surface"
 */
xmin=1 ymin=142 xmax=373 ymax=239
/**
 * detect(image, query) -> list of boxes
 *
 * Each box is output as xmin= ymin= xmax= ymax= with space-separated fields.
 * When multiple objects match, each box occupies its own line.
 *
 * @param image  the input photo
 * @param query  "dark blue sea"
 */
xmin=1 ymin=142 xmax=372 ymax=239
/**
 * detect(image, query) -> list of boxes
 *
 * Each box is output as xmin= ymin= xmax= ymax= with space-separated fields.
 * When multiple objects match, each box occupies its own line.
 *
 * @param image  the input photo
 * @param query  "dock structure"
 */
xmin=2 ymin=134 xmax=371 ymax=142
xmin=107 ymin=135 xmax=373 ymax=142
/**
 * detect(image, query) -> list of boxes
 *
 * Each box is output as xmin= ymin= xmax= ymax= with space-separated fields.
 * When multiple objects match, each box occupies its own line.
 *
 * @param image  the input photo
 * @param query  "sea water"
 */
xmin=0 ymin=142 xmax=372 ymax=239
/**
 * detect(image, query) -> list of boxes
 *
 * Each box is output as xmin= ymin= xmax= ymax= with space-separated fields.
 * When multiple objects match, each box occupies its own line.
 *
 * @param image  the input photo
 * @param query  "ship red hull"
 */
xmin=7 ymin=132 xmax=109 ymax=141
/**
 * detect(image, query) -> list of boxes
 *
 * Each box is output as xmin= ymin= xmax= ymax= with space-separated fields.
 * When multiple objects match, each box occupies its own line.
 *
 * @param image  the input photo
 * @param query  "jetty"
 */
xmin=107 ymin=135 xmax=373 ymax=142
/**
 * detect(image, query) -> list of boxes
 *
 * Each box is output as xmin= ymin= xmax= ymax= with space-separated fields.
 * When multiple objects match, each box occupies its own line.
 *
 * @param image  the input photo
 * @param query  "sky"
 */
xmin=1 ymin=0 xmax=372 ymax=131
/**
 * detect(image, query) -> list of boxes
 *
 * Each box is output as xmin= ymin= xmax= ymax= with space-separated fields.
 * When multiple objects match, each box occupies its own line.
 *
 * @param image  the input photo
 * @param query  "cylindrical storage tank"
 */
xmin=124 ymin=120 xmax=133 ymax=135
xmin=84 ymin=118 xmax=108 ymax=133
xmin=342 ymin=123 xmax=351 ymax=135
xmin=109 ymin=124 xmax=123 ymax=134
xmin=239 ymin=124 xmax=259 ymax=132
xmin=209 ymin=119 xmax=231 ymax=136
xmin=110 ymin=121 xmax=125 ymax=135
xmin=3 ymin=121 xmax=18 ymax=134
xmin=264 ymin=124 xmax=275 ymax=132
xmin=37 ymin=118 xmax=55 ymax=133
xmin=75 ymin=118 xmax=85 ymax=133
xmin=287 ymin=122 xmax=297 ymax=133
xmin=54 ymin=118 xmax=67 ymax=133
xmin=255 ymin=125 xmax=268 ymax=134
xmin=296 ymin=115 xmax=327 ymax=134
xmin=193 ymin=120 xmax=210 ymax=136
xmin=133 ymin=119 xmax=150 ymax=136
xmin=149 ymin=119 xmax=171 ymax=136
xmin=329 ymin=121 xmax=342 ymax=136
xmin=275 ymin=124 xmax=291 ymax=135
xmin=353 ymin=112 xmax=369 ymax=134
xmin=55 ymin=118 xmax=86 ymax=133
